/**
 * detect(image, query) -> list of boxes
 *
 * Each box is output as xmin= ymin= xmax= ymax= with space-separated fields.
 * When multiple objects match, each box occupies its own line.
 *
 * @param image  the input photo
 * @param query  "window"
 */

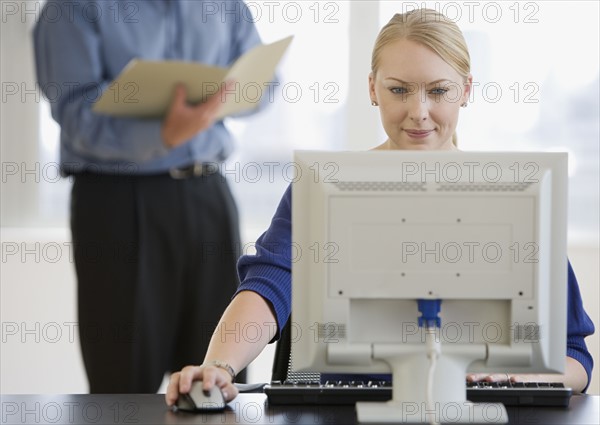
xmin=225 ymin=1 xmax=351 ymax=242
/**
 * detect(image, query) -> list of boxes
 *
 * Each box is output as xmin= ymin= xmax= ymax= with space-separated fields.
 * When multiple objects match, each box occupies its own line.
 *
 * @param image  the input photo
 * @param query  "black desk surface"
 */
xmin=1 ymin=394 xmax=598 ymax=424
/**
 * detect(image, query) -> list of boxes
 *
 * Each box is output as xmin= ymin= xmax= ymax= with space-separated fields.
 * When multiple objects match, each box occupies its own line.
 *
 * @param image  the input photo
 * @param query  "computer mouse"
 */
xmin=175 ymin=381 xmax=226 ymax=411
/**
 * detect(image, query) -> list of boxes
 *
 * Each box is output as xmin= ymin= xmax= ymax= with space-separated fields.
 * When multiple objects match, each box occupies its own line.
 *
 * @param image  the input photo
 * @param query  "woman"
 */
xmin=166 ymin=9 xmax=594 ymax=406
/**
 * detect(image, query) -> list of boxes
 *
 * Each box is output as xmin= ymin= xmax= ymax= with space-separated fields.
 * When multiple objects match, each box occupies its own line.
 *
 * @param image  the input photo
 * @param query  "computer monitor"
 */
xmin=291 ymin=150 xmax=568 ymax=424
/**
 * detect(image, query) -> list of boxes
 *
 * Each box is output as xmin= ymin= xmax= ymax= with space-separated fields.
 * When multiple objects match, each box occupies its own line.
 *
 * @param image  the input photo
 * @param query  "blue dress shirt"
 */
xmin=34 ymin=0 xmax=263 ymax=174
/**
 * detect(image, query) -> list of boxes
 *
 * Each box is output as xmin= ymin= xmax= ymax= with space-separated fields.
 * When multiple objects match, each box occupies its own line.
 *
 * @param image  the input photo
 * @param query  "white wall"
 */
xmin=1 ymin=228 xmax=87 ymax=394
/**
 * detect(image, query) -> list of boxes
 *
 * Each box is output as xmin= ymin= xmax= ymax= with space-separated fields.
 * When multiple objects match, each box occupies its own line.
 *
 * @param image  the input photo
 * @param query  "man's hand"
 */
xmin=161 ymin=82 xmax=233 ymax=148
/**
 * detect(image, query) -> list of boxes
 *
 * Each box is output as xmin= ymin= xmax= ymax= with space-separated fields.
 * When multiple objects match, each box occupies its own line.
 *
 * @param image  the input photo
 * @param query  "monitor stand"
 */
xmin=355 ymin=344 xmax=509 ymax=424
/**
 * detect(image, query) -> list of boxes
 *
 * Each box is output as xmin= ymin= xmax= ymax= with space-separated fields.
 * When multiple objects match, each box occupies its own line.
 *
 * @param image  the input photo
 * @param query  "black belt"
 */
xmin=168 ymin=163 xmax=219 ymax=179
xmin=65 ymin=163 xmax=219 ymax=179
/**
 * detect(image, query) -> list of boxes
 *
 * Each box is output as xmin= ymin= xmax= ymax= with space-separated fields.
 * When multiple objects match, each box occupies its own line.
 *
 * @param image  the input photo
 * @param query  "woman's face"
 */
xmin=369 ymin=39 xmax=472 ymax=151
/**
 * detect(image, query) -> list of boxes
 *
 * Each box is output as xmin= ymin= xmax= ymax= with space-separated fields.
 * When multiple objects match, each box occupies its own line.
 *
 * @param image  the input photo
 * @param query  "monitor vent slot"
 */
xmin=513 ymin=324 xmax=541 ymax=342
xmin=315 ymin=322 xmax=347 ymax=341
xmin=286 ymin=362 xmax=321 ymax=383
xmin=285 ymin=324 xmax=346 ymax=382
xmin=437 ymin=182 xmax=533 ymax=192
xmin=335 ymin=181 xmax=426 ymax=192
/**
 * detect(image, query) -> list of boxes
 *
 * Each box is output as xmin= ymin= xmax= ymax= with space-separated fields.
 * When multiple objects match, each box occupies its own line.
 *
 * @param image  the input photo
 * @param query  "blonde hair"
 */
xmin=371 ymin=9 xmax=471 ymax=146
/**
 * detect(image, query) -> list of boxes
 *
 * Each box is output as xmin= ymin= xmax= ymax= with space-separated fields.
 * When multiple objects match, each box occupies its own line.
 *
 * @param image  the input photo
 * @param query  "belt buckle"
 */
xmin=169 ymin=163 xmax=204 ymax=179
xmin=169 ymin=162 xmax=219 ymax=179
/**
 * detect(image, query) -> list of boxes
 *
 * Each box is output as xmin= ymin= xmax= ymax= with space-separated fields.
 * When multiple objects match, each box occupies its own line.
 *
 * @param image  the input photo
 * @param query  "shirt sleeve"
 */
xmin=33 ymin=1 xmax=169 ymax=164
xmin=236 ymin=185 xmax=292 ymax=339
xmin=566 ymin=260 xmax=595 ymax=392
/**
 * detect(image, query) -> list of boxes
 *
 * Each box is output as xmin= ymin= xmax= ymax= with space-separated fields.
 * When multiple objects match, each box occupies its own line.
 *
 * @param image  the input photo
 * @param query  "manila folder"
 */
xmin=92 ymin=36 xmax=293 ymax=120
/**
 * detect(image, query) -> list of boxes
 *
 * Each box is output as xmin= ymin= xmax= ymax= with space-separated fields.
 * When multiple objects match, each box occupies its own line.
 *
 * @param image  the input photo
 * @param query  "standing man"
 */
xmin=34 ymin=0 xmax=264 ymax=392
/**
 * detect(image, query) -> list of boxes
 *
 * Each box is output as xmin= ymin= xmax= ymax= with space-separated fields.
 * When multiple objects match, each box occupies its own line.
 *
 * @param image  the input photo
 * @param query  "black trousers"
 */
xmin=71 ymin=171 xmax=245 ymax=393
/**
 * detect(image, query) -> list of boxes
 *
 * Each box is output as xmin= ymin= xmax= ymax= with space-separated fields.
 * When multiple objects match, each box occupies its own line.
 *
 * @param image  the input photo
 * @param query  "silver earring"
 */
xmin=461 ymin=102 xmax=468 ymax=108
xmin=372 ymin=101 xmax=378 ymax=106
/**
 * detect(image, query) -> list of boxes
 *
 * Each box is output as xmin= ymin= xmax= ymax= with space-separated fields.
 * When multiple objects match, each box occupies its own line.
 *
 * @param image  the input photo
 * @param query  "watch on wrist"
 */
xmin=206 ymin=360 xmax=236 ymax=382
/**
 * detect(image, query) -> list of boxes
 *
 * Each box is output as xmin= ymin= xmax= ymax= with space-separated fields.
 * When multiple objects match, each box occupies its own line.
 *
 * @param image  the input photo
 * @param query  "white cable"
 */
xmin=425 ymin=326 xmax=441 ymax=425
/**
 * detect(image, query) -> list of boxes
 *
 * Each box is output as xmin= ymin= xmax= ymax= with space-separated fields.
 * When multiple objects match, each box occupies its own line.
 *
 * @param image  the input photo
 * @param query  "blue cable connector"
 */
xmin=417 ymin=299 xmax=442 ymax=328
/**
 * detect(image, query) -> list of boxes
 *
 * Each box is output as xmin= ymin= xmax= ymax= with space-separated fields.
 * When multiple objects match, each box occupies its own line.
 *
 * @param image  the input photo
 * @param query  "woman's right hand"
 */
xmin=165 ymin=291 xmax=278 ymax=408
xmin=165 ymin=364 xmax=239 ymax=407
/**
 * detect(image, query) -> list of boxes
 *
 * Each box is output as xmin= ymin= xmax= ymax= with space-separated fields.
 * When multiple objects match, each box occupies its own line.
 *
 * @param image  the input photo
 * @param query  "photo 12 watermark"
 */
xmin=387 ymin=160 xmax=540 ymax=184
xmin=2 ymin=1 xmax=541 ymax=26
xmin=1 ymin=321 xmax=141 ymax=345
xmin=399 ymin=241 xmax=539 ymax=265
xmin=202 ymin=1 xmax=342 ymax=24
xmin=206 ymin=319 xmax=541 ymax=346
xmin=308 ymin=320 xmax=540 ymax=345
xmin=2 ymin=1 xmax=140 ymax=25
xmin=1 ymin=80 xmax=341 ymax=106
xmin=0 ymin=160 xmax=342 ymax=185
xmin=1 ymin=400 xmax=139 ymax=424
xmin=397 ymin=1 xmax=541 ymax=25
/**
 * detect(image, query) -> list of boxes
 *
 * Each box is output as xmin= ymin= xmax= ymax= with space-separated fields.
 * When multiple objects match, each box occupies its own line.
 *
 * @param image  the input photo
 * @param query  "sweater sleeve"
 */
xmin=566 ymin=260 xmax=595 ymax=392
xmin=235 ymin=185 xmax=292 ymax=339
